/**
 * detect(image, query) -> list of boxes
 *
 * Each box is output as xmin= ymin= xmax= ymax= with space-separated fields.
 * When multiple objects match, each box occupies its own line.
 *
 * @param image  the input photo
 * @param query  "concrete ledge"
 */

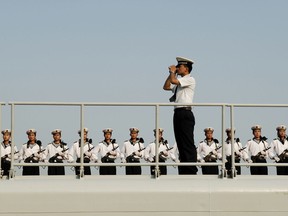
xmin=1 ymin=175 xmax=288 ymax=215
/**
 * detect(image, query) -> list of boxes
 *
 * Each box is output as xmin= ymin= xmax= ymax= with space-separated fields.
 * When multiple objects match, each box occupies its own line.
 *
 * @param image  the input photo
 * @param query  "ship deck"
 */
xmin=1 ymin=175 xmax=288 ymax=216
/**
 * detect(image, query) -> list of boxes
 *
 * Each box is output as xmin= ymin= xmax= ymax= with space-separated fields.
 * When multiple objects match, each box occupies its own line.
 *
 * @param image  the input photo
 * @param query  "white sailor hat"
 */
xmin=51 ymin=129 xmax=62 ymax=135
xmin=78 ymin=128 xmax=89 ymax=134
xmin=129 ymin=127 xmax=139 ymax=133
xmin=225 ymin=128 xmax=236 ymax=133
xmin=1 ymin=129 xmax=11 ymax=135
xmin=276 ymin=125 xmax=287 ymax=131
xmin=204 ymin=127 xmax=214 ymax=133
xmin=251 ymin=125 xmax=262 ymax=130
xmin=26 ymin=129 xmax=37 ymax=135
xmin=103 ymin=128 xmax=113 ymax=133
xmin=176 ymin=56 xmax=194 ymax=66
xmin=153 ymin=128 xmax=164 ymax=133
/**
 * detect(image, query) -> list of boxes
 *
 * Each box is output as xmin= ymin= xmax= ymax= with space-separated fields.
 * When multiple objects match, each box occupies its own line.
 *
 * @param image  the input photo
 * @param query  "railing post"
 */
xmin=79 ymin=104 xmax=85 ymax=179
xmin=0 ymin=104 xmax=2 ymax=178
xmin=220 ymin=105 xmax=226 ymax=178
xmin=9 ymin=103 xmax=15 ymax=179
xmin=154 ymin=104 xmax=160 ymax=179
xmin=230 ymin=104 xmax=235 ymax=178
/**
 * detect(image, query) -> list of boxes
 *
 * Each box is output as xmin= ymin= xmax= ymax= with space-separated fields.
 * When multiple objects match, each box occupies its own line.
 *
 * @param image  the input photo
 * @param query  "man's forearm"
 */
xmin=163 ymin=75 xmax=172 ymax=90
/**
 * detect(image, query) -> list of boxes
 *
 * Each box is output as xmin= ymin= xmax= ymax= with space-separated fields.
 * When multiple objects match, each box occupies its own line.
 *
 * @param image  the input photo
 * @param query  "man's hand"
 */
xmin=168 ymin=65 xmax=177 ymax=74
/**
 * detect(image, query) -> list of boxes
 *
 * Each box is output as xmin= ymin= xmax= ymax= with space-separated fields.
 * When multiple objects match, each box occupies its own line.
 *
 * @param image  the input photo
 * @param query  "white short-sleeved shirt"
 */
xmin=144 ymin=140 xmax=175 ymax=161
xmin=171 ymin=74 xmax=196 ymax=108
xmin=243 ymin=138 xmax=269 ymax=160
xmin=269 ymin=138 xmax=288 ymax=159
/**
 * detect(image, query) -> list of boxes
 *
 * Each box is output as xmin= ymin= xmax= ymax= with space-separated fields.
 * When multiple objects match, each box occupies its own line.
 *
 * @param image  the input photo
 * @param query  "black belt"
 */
xmin=174 ymin=107 xmax=192 ymax=111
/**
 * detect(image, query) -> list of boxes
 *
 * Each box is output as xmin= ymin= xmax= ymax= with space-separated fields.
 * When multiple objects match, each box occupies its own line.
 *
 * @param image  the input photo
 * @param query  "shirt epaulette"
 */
xmin=200 ymin=141 xmax=204 ymax=143
xmin=274 ymin=138 xmax=278 ymax=140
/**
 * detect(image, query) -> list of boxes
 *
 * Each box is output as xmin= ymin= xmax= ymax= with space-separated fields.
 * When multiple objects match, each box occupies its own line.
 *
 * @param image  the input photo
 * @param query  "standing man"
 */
xmin=163 ymin=56 xmax=197 ymax=175
xmin=121 ymin=128 xmax=145 ymax=175
xmin=224 ymin=128 xmax=245 ymax=176
xmin=243 ymin=125 xmax=269 ymax=175
xmin=1 ymin=129 xmax=19 ymax=176
xmin=19 ymin=129 xmax=44 ymax=176
xmin=68 ymin=128 xmax=96 ymax=175
xmin=44 ymin=129 xmax=69 ymax=175
xmin=269 ymin=125 xmax=288 ymax=175
xmin=94 ymin=128 xmax=120 ymax=175
xmin=197 ymin=127 xmax=222 ymax=175
xmin=144 ymin=128 xmax=176 ymax=176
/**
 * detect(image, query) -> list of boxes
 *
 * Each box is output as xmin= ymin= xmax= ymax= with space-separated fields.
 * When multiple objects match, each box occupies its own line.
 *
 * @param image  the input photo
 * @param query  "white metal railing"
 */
xmin=0 ymin=102 xmax=6 ymax=178
xmin=1 ymin=102 xmax=288 ymax=180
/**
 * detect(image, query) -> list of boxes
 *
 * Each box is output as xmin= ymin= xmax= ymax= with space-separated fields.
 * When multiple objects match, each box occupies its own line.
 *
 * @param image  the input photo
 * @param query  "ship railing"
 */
xmin=1 ymin=102 xmax=288 ymax=180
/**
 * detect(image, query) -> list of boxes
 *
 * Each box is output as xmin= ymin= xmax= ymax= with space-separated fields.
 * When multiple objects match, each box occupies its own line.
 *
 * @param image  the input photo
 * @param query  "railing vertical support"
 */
xmin=9 ymin=103 xmax=15 ymax=179
xmin=230 ymin=105 xmax=235 ymax=178
xmin=220 ymin=105 xmax=226 ymax=178
xmin=0 ymin=104 xmax=2 ymax=177
xmin=154 ymin=105 xmax=160 ymax=179
xmin=79 ymin=104 xmax=85 ymax=179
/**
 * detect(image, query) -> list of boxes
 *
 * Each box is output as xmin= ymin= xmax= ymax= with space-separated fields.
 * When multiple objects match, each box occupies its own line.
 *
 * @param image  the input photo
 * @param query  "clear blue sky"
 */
xmin=1 ymin=0 xmax=288 ymax=174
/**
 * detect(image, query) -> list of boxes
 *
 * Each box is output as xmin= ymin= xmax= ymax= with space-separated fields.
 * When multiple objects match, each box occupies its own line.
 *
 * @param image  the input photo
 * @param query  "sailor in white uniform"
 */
xmin=1 ymin=129 xmax=19 ymax=176
xmin=144 ymin=128 xmax=176 ymax=175
xmin=269 ymin=125 xmax=288 ymax=175
xmin=68 ymin=128 xmax=96 ymax=175
xmin=19 ymin=129 xmax=44 ymax=176
xmin=44 ymin=129 xmax=69 ymax=175
xmin=224 ymin=128 xmax=245 ymax=176
xmin=197 ymin=127 xmax=222 ymax=175
xmin=121 ymin=127 xmax=145 ymax=175
xmin=94 ymin=128 xmax=120 ymax=175
xmin=243 ymin=125 xmax=269 ymax=175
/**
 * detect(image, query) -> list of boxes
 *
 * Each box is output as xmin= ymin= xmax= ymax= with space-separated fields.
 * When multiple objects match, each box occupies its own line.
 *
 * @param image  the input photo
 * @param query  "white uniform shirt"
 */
xmin=121 ymin=139 xmax=145 ymax=160
xmin=197 ymin=139 xmax=222 ymax=161
xmin=68 ymin=141 xmax=96 ymax=162
xmin=1 ymin=142 xmax=19 ymax=161
xmin=171 ymin=74 xmax=195 ymax=108
xmin=243 ymin=138 xmax=270 ymax=160
xmin=144 ymin=139 xmax=176 ymax=161
xmin=269 ymin=137 xmax=288 ymax=159
xmin=44 ymin=142 xmax=69 ymax=162
xmin=19 ymin=142 xmax=44 ymax=162
xmin=224 ymin=139 xmax=244 ymax=157
xmin=94 ymin=140 xmax=120 ymax=161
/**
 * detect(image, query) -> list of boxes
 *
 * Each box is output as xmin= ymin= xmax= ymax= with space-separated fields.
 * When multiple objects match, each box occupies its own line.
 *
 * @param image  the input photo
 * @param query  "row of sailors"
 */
xmin=197 ymin=125 xmax=288 ymax=175
xmin=1 ymin=125 xmax=288 ymax=176
xmin=1 ymin=127 xmax=177 ymax=176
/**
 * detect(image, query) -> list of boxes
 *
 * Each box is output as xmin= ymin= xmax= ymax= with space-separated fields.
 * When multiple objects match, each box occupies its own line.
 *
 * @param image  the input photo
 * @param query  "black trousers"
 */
xmin=126 ymin=161 xmax=141 ymax=175
xmin=99 ymin=161 xmax=116 ymax=175
xmin=276 ymin=159 xmax=288 ymax=175
xmin=75 ymin=158 xmax=91 ymax=175
xmin=202 ymin=162 xmax=219 ymax=175
xmin=250 ymin=158 xmax=268 ymax=175
xmin=48 ymin=163 xmax=65 ymax=175
xmin=1 ymin=160 xmax=10 ymax=176
xmin=225 ymin=156 xmax=241 ymax=175
xmin=173 ymin=109 xmax=198 ymax=175
xmin=23 ymin=165 xmax=40 ymax=176
xmin=150 ymin=158 xmax=167 ymax=175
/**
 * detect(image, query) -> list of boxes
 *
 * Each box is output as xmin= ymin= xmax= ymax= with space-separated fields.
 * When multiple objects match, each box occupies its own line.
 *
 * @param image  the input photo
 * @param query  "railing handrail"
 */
xmin=2 ymin=101 xmax=288 ymax=180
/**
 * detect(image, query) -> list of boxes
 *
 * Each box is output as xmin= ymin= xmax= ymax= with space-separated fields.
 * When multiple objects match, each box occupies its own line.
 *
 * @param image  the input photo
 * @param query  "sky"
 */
xmin=1 ymin=0 xmax=288 ymax=175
